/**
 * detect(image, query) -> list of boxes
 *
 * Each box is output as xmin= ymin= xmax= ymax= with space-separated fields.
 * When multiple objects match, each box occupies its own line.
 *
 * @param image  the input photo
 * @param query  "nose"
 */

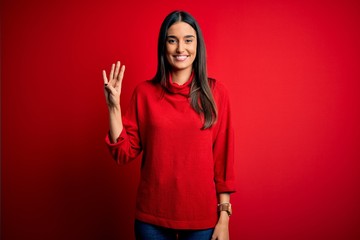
xmin=176 ymin=41 xmax=185 ymax=53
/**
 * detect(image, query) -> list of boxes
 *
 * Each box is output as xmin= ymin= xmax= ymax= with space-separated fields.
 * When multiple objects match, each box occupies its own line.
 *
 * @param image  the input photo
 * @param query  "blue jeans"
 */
xmin=134 ymin=219 xmax=214 ymax=240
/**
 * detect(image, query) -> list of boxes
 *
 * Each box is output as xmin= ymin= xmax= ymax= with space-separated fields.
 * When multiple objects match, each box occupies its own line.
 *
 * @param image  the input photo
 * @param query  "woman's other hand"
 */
xmin=211 ymin=212 xmax=230 ymax=240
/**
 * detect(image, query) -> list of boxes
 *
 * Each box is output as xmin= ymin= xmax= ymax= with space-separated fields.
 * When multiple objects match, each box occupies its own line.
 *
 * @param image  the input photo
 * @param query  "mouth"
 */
xmin=173 ymin=55 xmax=189 ymax=61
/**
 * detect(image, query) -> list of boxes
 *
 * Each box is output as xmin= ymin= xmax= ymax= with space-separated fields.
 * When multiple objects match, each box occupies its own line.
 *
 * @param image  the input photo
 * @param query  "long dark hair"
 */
xmin=152 ymin=10 xmax=218 ymax=129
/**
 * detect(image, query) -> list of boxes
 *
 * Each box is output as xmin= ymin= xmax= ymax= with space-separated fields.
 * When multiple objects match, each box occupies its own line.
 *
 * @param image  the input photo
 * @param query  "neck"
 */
xmin=170 ymin=68 xmax=193 ymax=85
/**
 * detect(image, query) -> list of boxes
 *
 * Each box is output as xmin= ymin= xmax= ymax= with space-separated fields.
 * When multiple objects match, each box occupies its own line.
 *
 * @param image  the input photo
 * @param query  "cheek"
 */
xmin=166 ymin=43 xmax=173 ymax=52
xmin=192 ymin=46 xmax=197 ymax=57
xmin=191 ymin=43 xmax=197 ymax=55
xmin=165 ymin=46 xmax=172 ymax=61
xmin=165 ymin=45 xmax=170 ymax=54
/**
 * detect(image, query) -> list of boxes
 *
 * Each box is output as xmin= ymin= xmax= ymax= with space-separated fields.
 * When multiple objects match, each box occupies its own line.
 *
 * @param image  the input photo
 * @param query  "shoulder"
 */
xmin=134 ymin=80 xmax=157 ymax=91
xmin=132 ymin=80 xmax=160 ymax=96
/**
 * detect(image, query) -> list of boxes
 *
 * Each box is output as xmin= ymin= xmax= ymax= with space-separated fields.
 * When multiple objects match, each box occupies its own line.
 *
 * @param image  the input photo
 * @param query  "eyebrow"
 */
xmin=167 ymin=35 xmax=195 ymax=38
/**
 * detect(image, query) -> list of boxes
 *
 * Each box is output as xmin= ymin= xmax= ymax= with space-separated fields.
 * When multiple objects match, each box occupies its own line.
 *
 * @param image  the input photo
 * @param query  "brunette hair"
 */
xmin=152 ymin=10 xmax=217 ymax=129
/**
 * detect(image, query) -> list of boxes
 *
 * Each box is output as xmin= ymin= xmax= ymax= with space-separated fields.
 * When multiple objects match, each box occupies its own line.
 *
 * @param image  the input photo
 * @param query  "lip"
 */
xmin=173 ymin=55 xmax=189 ymax=61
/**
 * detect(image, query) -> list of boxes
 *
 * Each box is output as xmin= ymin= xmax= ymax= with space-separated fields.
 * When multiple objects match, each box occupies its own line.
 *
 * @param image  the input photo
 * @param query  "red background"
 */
xmin=1 ymin=0 xmax=360 ymax=239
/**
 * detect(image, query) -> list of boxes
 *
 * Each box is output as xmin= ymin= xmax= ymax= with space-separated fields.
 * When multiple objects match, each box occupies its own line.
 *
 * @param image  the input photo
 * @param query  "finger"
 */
xmin=116 ymin=65 xmax=125 ymax=91
xmin=109 ymin=63 xmax=115 ymax=80
xmin=118 ymin=65 xmax=125 ymax=81
xmin=102 ymin=70 xmax=108 ymax=85
xmin=114 ymin=61 xmax=121 ymax=79
xmin=117 ymin=65 xmax=125 ymax=84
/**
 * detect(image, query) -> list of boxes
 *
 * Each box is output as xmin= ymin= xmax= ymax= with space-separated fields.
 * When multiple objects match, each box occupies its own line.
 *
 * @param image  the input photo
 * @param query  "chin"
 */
xmin=172 ymin=66 xmax=192 ymax=71
xmin=171 ymin=62 xmax=194 ymax=70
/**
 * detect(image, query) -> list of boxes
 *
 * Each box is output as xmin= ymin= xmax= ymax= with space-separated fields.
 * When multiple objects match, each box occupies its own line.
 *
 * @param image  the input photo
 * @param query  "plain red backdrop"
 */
xmin=1 ymin=0 xmax=360 ymax=239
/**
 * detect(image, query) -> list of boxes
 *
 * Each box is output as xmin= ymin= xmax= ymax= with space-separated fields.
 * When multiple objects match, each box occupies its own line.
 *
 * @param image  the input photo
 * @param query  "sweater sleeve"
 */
xmin=105 ymin=89 xmax=142 ymax=164
xmin=213 ymin=84 xmax=236 ymax=194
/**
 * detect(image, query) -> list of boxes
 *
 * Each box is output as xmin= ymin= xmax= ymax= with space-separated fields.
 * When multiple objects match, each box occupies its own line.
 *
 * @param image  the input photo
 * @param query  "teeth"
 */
xmin=175 ymin=55 xmax=187 ymax=60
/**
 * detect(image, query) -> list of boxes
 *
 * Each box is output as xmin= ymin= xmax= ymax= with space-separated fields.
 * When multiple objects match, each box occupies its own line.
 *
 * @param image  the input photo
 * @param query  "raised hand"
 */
xmin=102 ymin=61 xmax=125 ymax=143
xmin=103 ymin=61 xmax=125 ymax=109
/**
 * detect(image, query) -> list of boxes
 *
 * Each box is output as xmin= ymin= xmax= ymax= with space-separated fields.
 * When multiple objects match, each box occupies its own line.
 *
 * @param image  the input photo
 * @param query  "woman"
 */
xmin=103 ymin=10 xmax=235 ymax=240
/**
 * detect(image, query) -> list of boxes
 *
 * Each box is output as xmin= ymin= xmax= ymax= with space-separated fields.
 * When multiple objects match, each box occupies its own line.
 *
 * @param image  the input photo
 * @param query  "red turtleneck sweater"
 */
xmin=105 ymin=75 xmax=235 ymax=229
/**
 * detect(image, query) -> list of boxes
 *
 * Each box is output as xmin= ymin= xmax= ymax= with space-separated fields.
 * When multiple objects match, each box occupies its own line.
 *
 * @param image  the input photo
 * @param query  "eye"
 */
xmin=167 ymin=39 xmax=177 ymax=44
xmin=185 ymin=39 xmax=193 ymax=43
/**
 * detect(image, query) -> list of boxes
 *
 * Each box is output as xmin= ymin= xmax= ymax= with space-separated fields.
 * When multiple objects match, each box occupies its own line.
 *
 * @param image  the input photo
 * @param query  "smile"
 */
xmin=174 ymin=55 xmax=189 ymax=61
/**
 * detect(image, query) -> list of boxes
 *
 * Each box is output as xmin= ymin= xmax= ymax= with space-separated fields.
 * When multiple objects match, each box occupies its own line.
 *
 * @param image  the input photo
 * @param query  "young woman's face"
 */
xmin=165 ymin=21 xmax=197 ymax=72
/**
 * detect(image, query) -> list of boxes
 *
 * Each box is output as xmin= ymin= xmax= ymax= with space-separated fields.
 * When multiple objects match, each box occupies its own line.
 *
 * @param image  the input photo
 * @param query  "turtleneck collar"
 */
xmin=166 ymin=72 xmax=194 ymax=97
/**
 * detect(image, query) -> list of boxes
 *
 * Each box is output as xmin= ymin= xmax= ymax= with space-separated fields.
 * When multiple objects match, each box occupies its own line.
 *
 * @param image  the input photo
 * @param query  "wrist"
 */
xmin=218 ymin=202 xmax=232 ymax=217
xmin=108 ymin=104 xmax=121 ymax=113
xmin=218 ymin=211 xmax=230 ymax=224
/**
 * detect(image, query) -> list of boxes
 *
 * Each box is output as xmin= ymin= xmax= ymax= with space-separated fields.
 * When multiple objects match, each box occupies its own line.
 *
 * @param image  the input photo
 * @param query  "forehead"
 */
xmin=167 ymin=21 xmax=196 ymax=36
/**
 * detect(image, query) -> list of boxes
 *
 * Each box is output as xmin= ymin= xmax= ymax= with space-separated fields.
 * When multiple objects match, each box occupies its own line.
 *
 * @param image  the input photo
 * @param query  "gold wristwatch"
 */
xmin=218 ymin=203 xmax=232 ymax=216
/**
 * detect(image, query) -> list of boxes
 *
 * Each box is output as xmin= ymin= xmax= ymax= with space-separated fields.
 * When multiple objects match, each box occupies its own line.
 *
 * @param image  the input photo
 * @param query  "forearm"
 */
xmin=218 ymin=193 xmax=230 ymax=204
xmin=218 ymin=193 xmax=231 ymax=222
xmin=108 ymin=105 xmax=123 ymax=143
